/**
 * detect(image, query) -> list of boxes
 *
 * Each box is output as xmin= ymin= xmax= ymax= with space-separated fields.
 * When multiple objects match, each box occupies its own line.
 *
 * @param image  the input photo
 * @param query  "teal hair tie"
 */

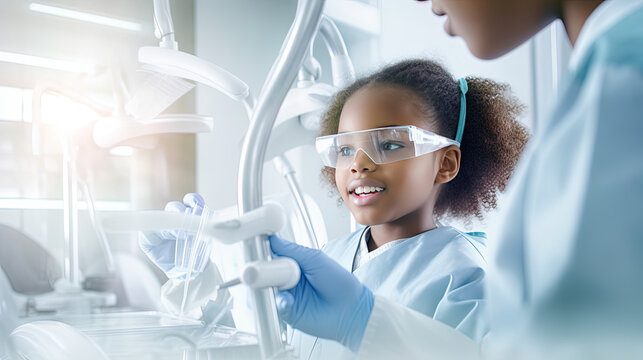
xmin=455 ymin=77 xmax=468 ymax=144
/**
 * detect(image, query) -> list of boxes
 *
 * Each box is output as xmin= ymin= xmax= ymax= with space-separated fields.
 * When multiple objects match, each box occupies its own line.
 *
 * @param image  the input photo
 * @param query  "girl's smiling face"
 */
xmin=335 ymin=84 xmax=453 ymax=226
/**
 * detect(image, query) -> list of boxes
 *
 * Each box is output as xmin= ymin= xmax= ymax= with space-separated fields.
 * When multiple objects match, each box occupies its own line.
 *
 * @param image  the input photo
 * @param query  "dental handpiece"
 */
xmin=215 ymin=278 xmax=242 ymax=291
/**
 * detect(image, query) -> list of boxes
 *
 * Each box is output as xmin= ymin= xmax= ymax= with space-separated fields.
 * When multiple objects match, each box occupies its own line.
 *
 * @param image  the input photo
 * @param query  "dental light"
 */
xmin=135 ymin=0 xmax=255 ymax=118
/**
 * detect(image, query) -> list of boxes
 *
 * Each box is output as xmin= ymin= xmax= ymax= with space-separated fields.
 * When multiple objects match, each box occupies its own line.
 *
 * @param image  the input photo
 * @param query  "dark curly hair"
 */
xmin=320 ymin=59 xmax=529 ymax=220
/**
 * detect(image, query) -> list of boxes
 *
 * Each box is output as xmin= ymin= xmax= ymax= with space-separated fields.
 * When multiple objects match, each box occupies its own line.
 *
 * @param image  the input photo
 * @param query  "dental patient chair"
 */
xmin=0 ymin=224 xmax=61 ymax=297
xmin=0 ymin=263 xmax=19 ymax=359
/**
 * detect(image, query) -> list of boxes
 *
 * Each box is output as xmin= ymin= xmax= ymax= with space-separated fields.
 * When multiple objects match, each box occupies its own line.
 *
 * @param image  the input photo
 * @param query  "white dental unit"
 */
xmin=0 ymin=0 xmax=567 ymax=359
xmin=1 ymin=0 xmax=346 ymax=358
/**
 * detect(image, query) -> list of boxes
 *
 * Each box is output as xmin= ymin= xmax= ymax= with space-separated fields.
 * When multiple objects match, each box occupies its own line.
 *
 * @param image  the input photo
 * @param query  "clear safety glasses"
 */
xmin=315 ymin=125 xmax=460 ymax=169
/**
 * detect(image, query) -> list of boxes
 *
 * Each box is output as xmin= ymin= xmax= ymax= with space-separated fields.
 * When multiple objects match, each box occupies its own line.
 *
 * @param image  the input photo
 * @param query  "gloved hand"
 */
xmin=268 ymin=234 xmax=374 ymax=353
xmin=139 ymin=193 xmax=206 ymax=279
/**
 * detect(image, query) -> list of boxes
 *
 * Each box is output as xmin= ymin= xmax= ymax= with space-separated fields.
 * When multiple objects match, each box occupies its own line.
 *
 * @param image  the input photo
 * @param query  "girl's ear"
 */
xmin=435 ymin=146 xmax=461 ymax=184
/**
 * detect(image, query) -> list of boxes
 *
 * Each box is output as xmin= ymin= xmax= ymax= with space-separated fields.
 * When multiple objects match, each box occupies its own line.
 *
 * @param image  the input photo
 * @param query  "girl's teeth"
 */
xmin=353 ymin=186 xmax=385 ymax=195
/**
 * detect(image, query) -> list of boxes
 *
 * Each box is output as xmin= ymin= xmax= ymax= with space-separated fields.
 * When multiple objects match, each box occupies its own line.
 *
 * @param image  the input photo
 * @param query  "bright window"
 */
xmin=0 ymin=85 xmax=27 ymax=122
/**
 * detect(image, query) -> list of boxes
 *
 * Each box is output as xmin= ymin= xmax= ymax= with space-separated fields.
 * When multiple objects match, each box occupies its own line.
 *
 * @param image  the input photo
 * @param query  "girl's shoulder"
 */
xmin=428 ymin=226 xmax=488 ymax=264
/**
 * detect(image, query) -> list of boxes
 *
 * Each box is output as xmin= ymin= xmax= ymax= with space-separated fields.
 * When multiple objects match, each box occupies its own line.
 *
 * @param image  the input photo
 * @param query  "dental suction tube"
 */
xmin=298 ymin=15 xmax=356 ymax=88
xmin=319 ymin=15 xmax=356 ymax=88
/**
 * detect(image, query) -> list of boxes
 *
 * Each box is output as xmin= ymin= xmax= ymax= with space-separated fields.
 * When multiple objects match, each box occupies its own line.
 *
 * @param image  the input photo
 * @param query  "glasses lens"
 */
xmin=373 ymin=128 xmax=416 ymax=164
xmin=316 ymin=126 xmax=455 ymax=168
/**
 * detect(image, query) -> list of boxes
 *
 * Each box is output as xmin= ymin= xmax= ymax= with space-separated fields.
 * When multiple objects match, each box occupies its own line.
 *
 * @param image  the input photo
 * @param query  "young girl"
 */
xmin=284 ymin=58 xmax=529 ymax=359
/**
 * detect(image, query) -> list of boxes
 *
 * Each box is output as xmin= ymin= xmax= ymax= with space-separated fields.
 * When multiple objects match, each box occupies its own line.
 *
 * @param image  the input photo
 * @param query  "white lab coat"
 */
xmin=355 ymin=1 xmax=643 ymax=359
xmin=358 ymin=296 xmax=481 ymax=360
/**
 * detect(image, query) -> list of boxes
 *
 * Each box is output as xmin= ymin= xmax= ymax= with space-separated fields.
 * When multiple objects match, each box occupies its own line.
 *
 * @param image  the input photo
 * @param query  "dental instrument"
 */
xmin=174 ymin=203 xmax=206 ymax=277
xmin=215 ymin=278 xmax=242 ymax=292
xmin=272 ymin=156 xmax=321 ymax=249
xmin=80 ymin=179 xmax=115 ymax=273
xmin=179 ymin=202 xmax=210 ymax=315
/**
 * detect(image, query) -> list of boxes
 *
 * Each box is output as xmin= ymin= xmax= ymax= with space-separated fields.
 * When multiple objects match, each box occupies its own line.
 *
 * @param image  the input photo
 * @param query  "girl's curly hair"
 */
xmin=320 ymin=59 xmax=529 ymax=220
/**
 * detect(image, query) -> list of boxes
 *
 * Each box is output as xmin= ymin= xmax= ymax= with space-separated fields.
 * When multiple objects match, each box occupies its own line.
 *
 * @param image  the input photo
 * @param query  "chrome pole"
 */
xmin=274 ymin=155 xmax=320 ymax=249
xmin=62 ymin=139 xmax=80 ymax=287
xmin=237 ymin=0 xmax=326 ymax=358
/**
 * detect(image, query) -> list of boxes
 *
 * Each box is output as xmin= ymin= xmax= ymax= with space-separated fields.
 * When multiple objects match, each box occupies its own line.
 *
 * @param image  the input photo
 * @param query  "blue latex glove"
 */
xmin=268 ymin=234 xmax=374 ymax=353
xmin=139 ymin=193 xmax=205 ymax=279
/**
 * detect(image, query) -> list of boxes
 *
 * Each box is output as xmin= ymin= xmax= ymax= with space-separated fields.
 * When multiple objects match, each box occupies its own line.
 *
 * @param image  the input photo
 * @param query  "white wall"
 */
xmin=194 ymin=0 xmax=296 ymax=209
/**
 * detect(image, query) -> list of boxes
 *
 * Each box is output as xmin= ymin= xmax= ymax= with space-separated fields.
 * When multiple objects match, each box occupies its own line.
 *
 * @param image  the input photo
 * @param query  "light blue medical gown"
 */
xmin=488 ymin=5 xmax=643 ymax=354
xmin=293 ymin=226 xmax=488 ymax=359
